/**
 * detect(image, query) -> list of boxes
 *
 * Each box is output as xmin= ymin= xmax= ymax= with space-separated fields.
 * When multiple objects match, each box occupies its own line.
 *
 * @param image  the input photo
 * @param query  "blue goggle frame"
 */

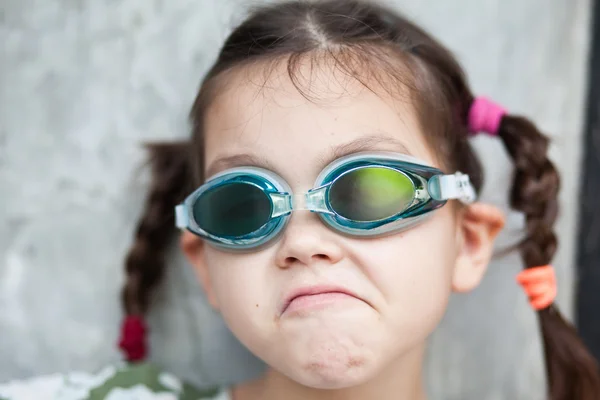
xmin=175 ymin=152 xmax=476 ymax=251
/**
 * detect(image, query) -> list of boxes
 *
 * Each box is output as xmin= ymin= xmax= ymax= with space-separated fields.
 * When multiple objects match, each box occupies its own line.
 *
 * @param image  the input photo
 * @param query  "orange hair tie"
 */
xmin=516 ymin=265 xmax=557 ymax=310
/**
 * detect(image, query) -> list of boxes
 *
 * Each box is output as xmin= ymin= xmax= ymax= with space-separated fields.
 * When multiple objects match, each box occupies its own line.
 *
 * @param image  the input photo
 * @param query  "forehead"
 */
xmin=202 ymin=58 xmax=436 ymax=181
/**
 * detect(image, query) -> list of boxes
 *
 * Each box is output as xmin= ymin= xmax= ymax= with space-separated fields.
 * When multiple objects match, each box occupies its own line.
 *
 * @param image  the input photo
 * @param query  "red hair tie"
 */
xmin=516 ymin=265 xmax=557 ymax=310
xmin=467 ymin=96 xmax=507 ymax=136
xmin=118 ymin=315 xmax=148 ymax=362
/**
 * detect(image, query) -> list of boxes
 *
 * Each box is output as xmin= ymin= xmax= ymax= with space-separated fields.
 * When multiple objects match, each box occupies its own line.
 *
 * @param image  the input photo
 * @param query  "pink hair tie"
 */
xmin=468 ymin=96 xmax=507 ymax=136
xmin=118 ymin=315 xmax=148 ymax=362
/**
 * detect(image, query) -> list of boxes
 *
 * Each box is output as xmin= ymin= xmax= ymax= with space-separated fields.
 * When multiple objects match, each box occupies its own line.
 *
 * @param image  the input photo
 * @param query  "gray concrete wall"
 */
xmin=0 ymin=1 xmax=591 ymax=399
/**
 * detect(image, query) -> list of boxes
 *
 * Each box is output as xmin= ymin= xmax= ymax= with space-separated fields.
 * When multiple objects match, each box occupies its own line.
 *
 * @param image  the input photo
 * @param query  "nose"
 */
xmin=274 ymin=212 xmax=344 ymax=268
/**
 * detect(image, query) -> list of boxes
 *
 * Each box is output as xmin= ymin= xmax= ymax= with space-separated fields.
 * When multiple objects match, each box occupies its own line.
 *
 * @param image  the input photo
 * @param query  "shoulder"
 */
xmin=0 ymin=362 xmax=228 ymax=400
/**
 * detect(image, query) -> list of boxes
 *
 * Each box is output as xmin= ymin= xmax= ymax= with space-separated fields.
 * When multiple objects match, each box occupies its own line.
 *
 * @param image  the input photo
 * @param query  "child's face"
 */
xmin=182 ymin=61 xmax=503 ymax=389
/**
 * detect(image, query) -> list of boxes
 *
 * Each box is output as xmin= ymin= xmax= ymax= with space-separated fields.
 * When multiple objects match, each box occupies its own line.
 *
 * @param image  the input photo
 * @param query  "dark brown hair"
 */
xmin=120 ymin=1 xmax=600 ymax=398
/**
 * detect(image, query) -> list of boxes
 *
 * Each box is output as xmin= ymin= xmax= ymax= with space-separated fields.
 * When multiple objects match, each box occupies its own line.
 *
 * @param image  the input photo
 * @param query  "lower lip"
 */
xmin=283 ymin=292 xmax=360 ymax=315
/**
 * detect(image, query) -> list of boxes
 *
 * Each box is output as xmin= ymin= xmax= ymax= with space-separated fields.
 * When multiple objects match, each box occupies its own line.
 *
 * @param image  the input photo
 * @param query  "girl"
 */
xmin=1 ymin=0 xmax=598 ymax=399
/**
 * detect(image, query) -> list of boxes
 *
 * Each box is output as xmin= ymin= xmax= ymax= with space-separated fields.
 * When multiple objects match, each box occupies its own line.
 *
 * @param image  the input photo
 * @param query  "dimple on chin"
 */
xmin=271 ymin=312 xmax=388 ymax=389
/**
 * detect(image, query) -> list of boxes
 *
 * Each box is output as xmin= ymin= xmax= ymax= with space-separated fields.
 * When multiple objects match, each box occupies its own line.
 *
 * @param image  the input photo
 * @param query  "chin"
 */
xmin=290 ymin=355 xmax=378 ymax=389
xmin=263 ymin=311 xmax=390 ymax=389
xmin=277 ymin=338 xmax=382 ymax=389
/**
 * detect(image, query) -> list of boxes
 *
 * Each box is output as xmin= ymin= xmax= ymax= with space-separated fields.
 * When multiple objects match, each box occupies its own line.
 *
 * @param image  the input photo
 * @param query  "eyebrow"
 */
xmin=322 ymin=134 xmax=413 ymax=165
xmin=206 ymin=153 xmax=275 ymax=178
xmin=205 ymin=133 xmax=414 ymax=178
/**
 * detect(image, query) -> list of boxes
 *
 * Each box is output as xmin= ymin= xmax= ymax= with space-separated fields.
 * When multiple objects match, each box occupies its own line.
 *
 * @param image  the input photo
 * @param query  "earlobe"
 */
xmin=179 ymin=230 xmax=220 ymax=310
xmin=451 ymin=203 xmax=505 ymax=293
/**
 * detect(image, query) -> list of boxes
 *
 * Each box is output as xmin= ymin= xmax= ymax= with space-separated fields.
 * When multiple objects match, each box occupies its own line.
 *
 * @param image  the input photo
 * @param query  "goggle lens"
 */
xmin=328 ymin=166 xmax=415 ymax=222
xmin=193 ymin=182 xmax=272 ymax=237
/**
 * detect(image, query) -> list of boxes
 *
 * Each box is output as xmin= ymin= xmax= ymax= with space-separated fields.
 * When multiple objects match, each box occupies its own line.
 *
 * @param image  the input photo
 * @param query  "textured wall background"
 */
xmin=0 ymin=0 xmax=591 ymax=399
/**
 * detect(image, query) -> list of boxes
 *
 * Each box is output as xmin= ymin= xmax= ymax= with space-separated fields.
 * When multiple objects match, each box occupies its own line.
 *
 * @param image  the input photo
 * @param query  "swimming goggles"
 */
xmin=175 ymin=151 xmax=476 ymax=251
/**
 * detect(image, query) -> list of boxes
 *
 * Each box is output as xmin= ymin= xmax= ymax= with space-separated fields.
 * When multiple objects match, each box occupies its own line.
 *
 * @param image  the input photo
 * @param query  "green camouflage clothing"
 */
xmin=0 ymin=362 xmax=229 ymax=400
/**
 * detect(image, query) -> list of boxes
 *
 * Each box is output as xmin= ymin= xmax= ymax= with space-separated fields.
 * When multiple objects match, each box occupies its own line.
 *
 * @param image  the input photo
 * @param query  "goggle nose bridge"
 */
xmin=270 ymin=186 xmax=333 ymax=217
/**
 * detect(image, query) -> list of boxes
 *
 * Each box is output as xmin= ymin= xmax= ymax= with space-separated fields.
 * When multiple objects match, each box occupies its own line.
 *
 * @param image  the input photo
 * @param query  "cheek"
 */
xmin=349 ymin=209 xmax=458 ymax=335
xmin=202 ymin=248 xmax=275 ymax=344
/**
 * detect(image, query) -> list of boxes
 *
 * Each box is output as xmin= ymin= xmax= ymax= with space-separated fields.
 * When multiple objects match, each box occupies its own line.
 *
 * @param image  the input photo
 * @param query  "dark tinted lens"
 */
xmin=329 ymin=167 xmax=414 ymax=222
xmin=193 ymin=182 xmax=272 ymax=237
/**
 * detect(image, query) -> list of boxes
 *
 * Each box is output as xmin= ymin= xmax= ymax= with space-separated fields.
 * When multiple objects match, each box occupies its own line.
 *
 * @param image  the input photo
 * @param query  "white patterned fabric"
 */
xmin=0 ymin=363 xmax=229 ymax=400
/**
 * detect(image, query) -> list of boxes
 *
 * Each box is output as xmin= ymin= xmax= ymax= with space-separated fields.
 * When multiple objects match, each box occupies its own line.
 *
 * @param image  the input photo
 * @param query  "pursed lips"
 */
xmin=279 ymin=284 xmax=369 ymax=315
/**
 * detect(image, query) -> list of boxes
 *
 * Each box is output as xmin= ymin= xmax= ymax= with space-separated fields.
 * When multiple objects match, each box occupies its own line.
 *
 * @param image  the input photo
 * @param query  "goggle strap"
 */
xmin=431 ymin=173 xmax=477 ymax=204
xmin=175 ymin=204 xmax=188 ymax=229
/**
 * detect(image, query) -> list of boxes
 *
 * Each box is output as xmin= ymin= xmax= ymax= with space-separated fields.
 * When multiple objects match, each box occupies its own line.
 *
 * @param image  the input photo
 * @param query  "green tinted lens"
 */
xmin=328 ymin=167 xmax=415 ymax=222
xmin=193 ymin=182 xmax=272 ymax=237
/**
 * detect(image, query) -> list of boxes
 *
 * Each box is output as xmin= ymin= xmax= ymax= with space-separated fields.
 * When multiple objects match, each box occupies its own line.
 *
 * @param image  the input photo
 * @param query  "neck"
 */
xmin=233 ymin=345 xmax=427 ymax=400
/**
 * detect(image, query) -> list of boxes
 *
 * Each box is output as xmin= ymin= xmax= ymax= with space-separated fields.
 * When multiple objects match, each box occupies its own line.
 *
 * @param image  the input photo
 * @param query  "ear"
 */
xmin=452 ymin=202 xmax=505 ymax=293
xmin=180 ymin=230 xmax=220 ymax=310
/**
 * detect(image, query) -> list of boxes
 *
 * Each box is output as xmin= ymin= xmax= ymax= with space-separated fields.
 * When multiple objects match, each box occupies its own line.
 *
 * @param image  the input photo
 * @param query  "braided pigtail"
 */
xmin=118 ymin=141 xmax=193 ymax=362
xmin=496 ymin=113 xmax=600 ymax=399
